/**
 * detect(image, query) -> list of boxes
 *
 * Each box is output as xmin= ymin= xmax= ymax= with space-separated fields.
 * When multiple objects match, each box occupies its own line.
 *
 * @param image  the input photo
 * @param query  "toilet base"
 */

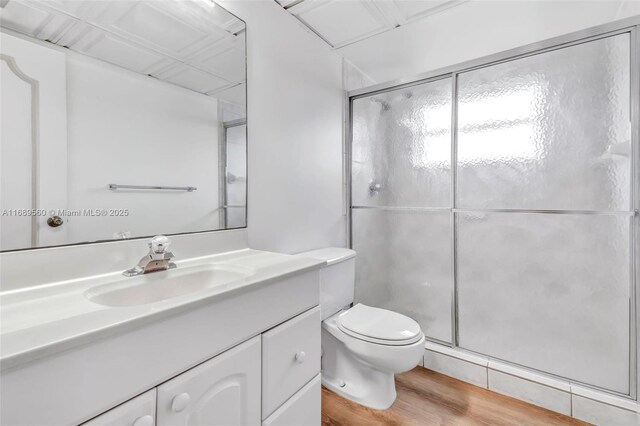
xmin=322 ymin=371 xmax=396 ymax=410
xmin=321 ymin=328 xmax=397 ymax=410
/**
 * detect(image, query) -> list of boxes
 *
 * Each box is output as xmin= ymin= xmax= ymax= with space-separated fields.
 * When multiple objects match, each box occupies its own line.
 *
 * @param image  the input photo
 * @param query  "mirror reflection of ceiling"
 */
xmin=275 ymin=0 xmax=467 ymax=49
xmin=0 ymin=0 xmax=246 ymax=110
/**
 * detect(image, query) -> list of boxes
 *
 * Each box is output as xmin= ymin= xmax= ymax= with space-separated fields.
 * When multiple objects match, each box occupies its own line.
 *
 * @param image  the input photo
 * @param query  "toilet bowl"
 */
xmin=321 ymin=304 xmax=425 ymax=409
xmin=299 ymin=248 xmax=425 ymax=410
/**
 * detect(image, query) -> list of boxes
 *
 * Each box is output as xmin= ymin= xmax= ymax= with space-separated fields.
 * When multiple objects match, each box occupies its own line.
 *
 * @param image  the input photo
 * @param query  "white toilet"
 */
xmin=300 ymin=248 xmax=425 ymax=410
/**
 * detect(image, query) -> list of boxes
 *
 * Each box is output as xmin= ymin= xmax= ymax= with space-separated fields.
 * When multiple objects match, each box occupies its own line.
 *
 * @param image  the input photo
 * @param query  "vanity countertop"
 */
xmin=0 ymin=249 xmax=324 ymax=370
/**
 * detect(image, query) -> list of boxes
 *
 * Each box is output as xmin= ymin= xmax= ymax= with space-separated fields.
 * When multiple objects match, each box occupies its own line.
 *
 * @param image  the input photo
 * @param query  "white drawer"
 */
xmin=262 ymin=306 xmax=321 ymax=419
xmin=83 ymin=389 xmax=156 ymax=426
xmin=262 ymin=375 xmax=321 ymax=426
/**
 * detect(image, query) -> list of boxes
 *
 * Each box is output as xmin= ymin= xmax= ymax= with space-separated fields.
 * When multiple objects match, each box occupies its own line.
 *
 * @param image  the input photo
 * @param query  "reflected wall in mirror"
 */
xmin=0 ymin=0 xmax=247 ymax=251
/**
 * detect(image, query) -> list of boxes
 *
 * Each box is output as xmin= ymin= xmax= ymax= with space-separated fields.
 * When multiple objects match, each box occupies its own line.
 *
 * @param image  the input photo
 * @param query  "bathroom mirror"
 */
xmin=0 ymin=0 xmax=247 ymax=251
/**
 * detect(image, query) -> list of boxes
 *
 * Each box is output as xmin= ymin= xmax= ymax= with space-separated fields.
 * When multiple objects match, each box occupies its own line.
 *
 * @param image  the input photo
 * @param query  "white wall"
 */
xmin=66 ymin=52 xmax=220 ymax=243
xmin=339 ymin=0 xmax=640 ymax=84
xmin=343 ymin=58 xmax=376 ymax=92
xmin=219 ymin=0 xmax=346 ymax=253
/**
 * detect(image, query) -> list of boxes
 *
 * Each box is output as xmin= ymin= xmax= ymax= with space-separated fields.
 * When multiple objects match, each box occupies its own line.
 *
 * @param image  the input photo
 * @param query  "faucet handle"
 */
xmin=149 ymin=235 xmax=171 ymax=254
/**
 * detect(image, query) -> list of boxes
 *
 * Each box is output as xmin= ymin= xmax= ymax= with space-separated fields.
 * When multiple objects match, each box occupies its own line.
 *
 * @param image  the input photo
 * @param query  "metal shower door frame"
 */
xmin=221 ymin=119 xmax=247 ymax=229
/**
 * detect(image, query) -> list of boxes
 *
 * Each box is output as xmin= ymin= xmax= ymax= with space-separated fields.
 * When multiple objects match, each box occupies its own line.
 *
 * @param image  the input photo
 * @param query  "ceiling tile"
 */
xmin=36 ymin=13 xmax=75 ymax=42
xmin=159 ymin=65 xmax=232 ymax=94
xmin=292 ymin=0 xmax=389 ymax=47
xmin=277 ymin=0 xmax=468 ymax=49
xmin=37 ymin=0 xmax=95 ymax=17
xmin=105 ymin=2 xmax=209 ymax=56
xmin=55 ymin=20 xmax=94 ymax=47
xmin=198 ymin=47 xmax=245 ymax=82
xmin=0 ymin=1 xmax=51 ymax=37
xmin=81 ymin=33 xmax=167 ymax=74
xmin=160 ymin=0 xmax=243 ymax=36
xmin=393 ymin=0 xmax=460 ymax=21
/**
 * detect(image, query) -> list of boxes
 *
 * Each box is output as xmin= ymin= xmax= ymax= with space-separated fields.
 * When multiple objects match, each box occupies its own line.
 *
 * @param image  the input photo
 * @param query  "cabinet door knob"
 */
xmin=172 ymin=393 xmax=190 ymax=413
xmin=132 ymin=414 xmax=154 ymax=426
xmin=47 ymin=215 xmax=64 ymax=228
xmin=295 ymin=351 xmax=306 ymax=364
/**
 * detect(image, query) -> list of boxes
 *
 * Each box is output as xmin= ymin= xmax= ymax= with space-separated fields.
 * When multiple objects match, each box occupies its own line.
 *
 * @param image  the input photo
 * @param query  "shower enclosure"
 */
xmin=221 ymin=120 xmax=247 ymax=229
xmin=349 ymin=20 xmax=638 ymax=397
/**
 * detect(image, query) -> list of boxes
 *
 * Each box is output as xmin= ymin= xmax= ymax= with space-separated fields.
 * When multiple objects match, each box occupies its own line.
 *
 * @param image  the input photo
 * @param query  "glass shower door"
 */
xmin=455 ymin=33 xmax=631 ymax=393
xmin=351 ymin=77 xmax=454 ymax=343
xmin=224 ymin=123 xmax=247 ymax=228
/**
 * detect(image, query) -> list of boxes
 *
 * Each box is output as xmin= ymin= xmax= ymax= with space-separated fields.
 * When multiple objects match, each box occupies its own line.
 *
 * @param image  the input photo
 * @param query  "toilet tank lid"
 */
xmin=298 ymin=248 xmax=356 ymax=266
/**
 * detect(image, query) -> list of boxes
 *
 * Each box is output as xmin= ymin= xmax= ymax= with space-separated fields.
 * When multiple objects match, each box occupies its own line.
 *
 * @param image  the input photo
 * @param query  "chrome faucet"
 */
xmin=123 ymin=235 xmax=176 ymax=277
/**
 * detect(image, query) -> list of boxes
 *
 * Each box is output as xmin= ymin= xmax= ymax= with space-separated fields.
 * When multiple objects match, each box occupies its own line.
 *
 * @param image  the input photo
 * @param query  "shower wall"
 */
xmin=351 ymin=31 xmax=634 ymax=394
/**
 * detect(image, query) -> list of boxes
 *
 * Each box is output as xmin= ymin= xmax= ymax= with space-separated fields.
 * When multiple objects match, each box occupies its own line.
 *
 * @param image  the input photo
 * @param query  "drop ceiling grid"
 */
xmin=292 ymin=1 xmax=392 ymax=48
xmin=0 ymin=0 xmax=246 ymax=99
xmin=277 ymin=0 xmax=469 ymax=49
xmin=107 ymin=2 xmax=213 ymax=57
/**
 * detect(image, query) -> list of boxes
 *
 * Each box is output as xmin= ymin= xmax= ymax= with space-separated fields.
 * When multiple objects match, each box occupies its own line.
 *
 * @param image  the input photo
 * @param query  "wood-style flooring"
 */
xmin=321 ymin=367 xmax=589 ymax=426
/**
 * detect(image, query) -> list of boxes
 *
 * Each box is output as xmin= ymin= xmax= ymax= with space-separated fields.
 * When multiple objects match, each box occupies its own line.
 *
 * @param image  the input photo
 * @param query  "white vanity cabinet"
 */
xmin=1 ymin=257 xmax=324 ymax=426
xmin=156 ymin=336 xmax=261 ymax=426
xmin=80 ymin=307 xmax=321 ymax=426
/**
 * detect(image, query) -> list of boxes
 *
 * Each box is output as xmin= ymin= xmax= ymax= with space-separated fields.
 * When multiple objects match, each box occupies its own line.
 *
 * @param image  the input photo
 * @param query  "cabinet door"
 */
xmin=83 ymin=389 xmax=156 ymax=426
xmin=157 ymin=336 xmax=261 ymax=426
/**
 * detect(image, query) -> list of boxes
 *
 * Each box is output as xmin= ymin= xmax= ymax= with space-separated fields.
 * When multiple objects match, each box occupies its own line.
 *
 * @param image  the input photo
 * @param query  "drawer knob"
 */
xmin=295 ymin=351 xmax=306 ymax=364
xmin=172 ymin=392 xmax=191 ymax=413
xmin=132 ymin=415 xmax=154 ymax=426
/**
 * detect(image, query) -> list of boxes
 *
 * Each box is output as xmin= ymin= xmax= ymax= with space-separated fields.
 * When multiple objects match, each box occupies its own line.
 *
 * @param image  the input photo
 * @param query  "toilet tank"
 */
xmin=298 ymin=248 xmax=356 ymax=320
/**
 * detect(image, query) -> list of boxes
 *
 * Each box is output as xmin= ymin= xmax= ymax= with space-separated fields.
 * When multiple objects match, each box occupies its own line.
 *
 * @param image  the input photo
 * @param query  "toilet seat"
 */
xmin=337 ymin=304 xmax=423 ymax=346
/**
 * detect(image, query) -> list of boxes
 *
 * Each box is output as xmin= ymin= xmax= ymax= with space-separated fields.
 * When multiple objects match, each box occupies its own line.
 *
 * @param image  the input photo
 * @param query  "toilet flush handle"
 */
xmin=295 ymin=351 xmax=306 ymax=364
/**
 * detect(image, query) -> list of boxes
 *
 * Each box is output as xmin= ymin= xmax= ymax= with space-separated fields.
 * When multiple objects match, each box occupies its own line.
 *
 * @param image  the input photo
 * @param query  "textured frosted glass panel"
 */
xmin=352 ymin=209 xmax=452 ymax=342
xmin=457 ymin=34 xmax=630 ymax=211
xmin=226 ymin=124 xmax=247 ymax=228
xmin=352 ymin=78 xmax=452 ymax=208
xmin=457 ymin=212 xmax=630 ymax=393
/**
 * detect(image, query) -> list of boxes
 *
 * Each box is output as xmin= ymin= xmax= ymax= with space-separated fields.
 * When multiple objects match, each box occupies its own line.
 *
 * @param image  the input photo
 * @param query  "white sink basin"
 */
xmin=84 ymin=264 xmax=254 ymax=307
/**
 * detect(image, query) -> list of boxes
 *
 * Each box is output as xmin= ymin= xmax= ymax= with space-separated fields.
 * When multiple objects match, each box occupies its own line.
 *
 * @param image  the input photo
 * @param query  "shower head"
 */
xmin=370 ymin=97 xmax=391 ymax=112
xmin=369 ymin=89 xmax=413 ymax=112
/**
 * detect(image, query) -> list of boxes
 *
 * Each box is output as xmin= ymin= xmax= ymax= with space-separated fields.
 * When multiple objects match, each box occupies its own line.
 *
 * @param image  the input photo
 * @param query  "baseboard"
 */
xmin=422 ymin=342 xmax=640 ymax=425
